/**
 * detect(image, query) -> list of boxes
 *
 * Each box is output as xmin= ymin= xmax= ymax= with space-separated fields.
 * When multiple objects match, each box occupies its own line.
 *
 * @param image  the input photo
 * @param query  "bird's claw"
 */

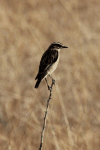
xmin=48 ymin=86 xmax=51 ymax=90
xmin=52 ymin=79 xmax=55 ymax=85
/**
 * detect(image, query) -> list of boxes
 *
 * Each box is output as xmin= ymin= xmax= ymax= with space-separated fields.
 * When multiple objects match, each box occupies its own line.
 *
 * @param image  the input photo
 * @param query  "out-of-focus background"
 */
xmin=0 ymin=0 xmax=100 ymax=149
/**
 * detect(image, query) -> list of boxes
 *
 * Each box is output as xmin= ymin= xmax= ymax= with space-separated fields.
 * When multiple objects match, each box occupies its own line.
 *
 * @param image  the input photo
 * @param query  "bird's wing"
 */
xmin=39 ymin=50 xmax=58 ymax=73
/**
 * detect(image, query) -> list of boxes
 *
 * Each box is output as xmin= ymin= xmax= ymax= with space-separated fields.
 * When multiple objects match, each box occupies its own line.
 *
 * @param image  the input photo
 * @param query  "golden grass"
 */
xmin=0 ymin=0 xmax=100 ymax=149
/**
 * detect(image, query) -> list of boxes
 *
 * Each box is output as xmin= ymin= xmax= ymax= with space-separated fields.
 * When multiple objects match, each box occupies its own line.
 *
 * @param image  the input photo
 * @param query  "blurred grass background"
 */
xmin=0 ymin=0 xmax=100 ymax=149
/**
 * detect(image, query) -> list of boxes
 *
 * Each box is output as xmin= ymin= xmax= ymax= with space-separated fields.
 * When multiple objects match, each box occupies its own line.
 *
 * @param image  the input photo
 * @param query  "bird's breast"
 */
xmin=48 ymin=53 xmax=60 ymax=75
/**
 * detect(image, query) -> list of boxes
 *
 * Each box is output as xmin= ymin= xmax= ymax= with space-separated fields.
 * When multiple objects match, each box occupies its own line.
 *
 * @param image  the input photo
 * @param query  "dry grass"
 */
xmin=0 ymin=0 xmax=100 ymax=149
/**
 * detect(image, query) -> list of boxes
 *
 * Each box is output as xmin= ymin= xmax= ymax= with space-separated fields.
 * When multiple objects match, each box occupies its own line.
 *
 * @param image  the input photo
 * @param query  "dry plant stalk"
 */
xmin=39 ymin=79 xmax=55 ymax=150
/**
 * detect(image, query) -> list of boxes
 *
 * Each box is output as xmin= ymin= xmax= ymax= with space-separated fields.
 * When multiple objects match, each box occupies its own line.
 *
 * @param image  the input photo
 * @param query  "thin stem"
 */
xmin=39 ymin=79 xmax=55 ymax=150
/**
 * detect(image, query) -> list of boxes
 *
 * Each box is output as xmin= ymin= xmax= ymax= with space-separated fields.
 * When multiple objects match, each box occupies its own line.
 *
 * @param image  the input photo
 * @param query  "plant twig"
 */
xmin=39 ymin=78 xmax=55 ymax=150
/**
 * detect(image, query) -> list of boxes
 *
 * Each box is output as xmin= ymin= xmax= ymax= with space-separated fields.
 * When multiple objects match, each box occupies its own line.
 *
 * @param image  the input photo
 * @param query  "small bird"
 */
xmin=35 ymin=42 xmax=68 ymax=88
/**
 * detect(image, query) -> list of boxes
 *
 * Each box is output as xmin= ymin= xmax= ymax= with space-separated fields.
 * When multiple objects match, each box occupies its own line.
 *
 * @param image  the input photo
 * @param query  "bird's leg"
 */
xmin=48 ymin=75 xmax=55 ymax=85
xmin=45 ymin=78 xmax=51 ymax=90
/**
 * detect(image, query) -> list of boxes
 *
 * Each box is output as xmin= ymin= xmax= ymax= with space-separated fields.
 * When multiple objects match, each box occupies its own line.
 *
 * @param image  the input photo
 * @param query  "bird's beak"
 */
xmin=62 ymin=46 xmax=68 ymax=48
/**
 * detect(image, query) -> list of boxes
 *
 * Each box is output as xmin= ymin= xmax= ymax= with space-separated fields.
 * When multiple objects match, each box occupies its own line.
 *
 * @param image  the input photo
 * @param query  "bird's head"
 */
xmin=49 ymin=42 xmax=68 ymax=51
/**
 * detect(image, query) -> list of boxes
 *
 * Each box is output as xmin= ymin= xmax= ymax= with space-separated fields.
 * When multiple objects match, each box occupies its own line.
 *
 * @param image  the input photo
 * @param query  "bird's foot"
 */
xmin=45 ymin=77 xmax=55 ymax=90
xmin=48 ymin=75 xmax=56 ymax=85
xmin=48 ymin=85 xmax=51 ymax=90
xmin=45 ymin=78 xmax=51 ymax=90
xmin=52 ymin=78 xmax=55 ymax=85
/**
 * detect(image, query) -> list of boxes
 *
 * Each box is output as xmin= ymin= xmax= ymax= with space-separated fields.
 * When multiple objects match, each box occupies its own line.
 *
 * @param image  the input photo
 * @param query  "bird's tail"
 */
xmin=35 ymin=79 xmax=41 ymax=88
xmin=35 ymin=72 xmax=47 ymax=88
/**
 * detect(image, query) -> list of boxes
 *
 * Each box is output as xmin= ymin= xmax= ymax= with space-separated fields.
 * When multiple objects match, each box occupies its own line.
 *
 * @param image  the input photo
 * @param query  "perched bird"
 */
xmin=35 ymin=42 xmax=68 ymax=88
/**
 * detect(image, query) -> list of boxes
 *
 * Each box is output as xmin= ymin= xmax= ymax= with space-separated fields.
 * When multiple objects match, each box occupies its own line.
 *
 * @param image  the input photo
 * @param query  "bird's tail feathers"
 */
xmin=35 ymin=72 xmax=47 ymax=88
xmin=35 ymin=74 xmax=38 ymax=80
xmin=35 ymin=79 xmax=41 ymax=88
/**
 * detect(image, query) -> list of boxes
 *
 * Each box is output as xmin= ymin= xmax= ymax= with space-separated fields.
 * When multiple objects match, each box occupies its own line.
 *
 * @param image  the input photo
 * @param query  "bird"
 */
xmin=35 ymin=42 xmax=68 ymax=88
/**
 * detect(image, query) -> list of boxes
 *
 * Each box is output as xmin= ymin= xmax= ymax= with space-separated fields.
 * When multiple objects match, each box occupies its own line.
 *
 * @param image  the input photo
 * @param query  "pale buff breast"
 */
xmin=47 ymin=56 xmax=59 ymax=75
xmin=47 ymin=50 xmax=60 ymax=75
